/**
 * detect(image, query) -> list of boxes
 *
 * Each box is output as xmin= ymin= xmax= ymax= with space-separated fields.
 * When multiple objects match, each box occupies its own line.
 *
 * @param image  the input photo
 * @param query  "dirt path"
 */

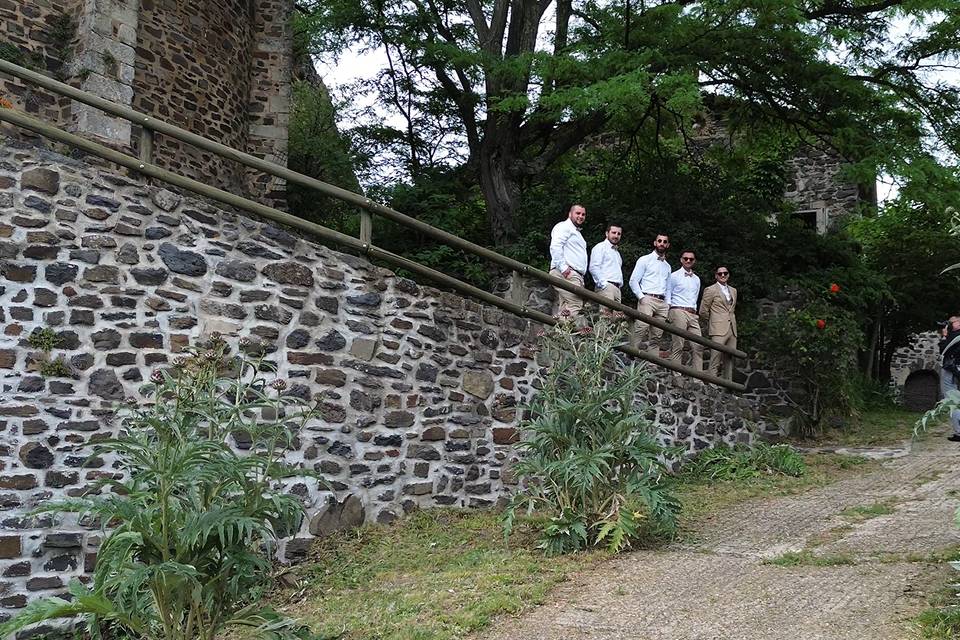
xmin=479 ymin=436 xmax=960 ymax=640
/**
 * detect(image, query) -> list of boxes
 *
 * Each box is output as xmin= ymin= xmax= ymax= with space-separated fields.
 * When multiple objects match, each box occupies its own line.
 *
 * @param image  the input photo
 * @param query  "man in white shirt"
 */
xmin=589 ymin=224 xmax=623 ymax=315
xmin=549 ymin=204 xmax=588 ymax=321
xmin=699 ymin=265 xmax=738 ymax=379
xmin=666 ymin=250 xmax=703 ymax=371
xmin=628 ymin=234 xmax=672 ymax=355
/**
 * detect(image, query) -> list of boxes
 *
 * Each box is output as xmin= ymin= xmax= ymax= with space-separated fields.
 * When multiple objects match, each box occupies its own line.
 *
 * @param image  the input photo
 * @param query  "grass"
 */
xmin=674 ymin=452 xmax=879 ymax=533
xmin=763 ymin=550 xmax=856 ymax=567
xmin=837 ymin=501 xmax=897 ymax=522
xmin=253 ymin=449 xmax=881 ymax=640
xmin=806 ymin=406 xmax=925 ymax=447
xmin=275 ymin=509 xmax=605 ymax=640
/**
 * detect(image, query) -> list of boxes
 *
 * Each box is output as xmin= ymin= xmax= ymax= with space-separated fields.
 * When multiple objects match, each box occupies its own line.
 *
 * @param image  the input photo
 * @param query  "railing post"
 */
xmin=359 ymin=208 xmax=373 ymax=247
xmin=138 ymin=125 xmax=154 ymax=182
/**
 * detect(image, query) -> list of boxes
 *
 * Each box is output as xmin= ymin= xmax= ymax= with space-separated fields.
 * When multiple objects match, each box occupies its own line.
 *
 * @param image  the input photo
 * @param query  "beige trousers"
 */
xmin=709 ymin=330 xmax=737 ymax=379
xmin=596 ymin=283 xmax=621 ymax=314
xmin=633 ymin=295 xmax=669 ymax=355
xmin=667 ymin=307 xmax=704 ymax=371
xmin=550 ymin=268 xmax=584 ymax=320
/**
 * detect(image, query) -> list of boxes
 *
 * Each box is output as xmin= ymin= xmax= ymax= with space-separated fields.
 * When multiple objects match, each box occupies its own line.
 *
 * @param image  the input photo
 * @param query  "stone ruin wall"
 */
xmin=783 ymin=146 xmax=871 ymax=232
xmin=890 ymin=331 xmax=942 ymax=405
xmin=0 ymin=138 xmax=771 ymax=613
xmin=0 ymin=1 xmax=292 ymax=207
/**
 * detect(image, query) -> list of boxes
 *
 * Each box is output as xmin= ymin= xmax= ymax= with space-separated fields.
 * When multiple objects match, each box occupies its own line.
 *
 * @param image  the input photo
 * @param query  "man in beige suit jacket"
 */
xmin=699 ymin=266 xmax=737 ymax=379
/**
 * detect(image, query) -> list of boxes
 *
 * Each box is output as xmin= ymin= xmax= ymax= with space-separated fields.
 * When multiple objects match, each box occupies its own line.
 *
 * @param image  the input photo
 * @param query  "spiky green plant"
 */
xmin=503 ymin=318 xmax=680 ymax=555
xmin=681 ymin=443 xmax=807 ymax=481
xmin=0 ymin=337 xmax=320 ymax=640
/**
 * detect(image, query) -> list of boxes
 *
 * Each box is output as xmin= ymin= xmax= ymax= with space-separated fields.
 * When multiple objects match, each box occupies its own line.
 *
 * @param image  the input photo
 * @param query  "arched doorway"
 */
xmin=903 ymin=370 xmax=940 ymax=411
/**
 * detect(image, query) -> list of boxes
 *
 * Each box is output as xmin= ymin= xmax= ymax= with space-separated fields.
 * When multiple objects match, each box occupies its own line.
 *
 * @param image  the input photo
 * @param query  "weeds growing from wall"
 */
xmin=0 ymin=336 xmax=320 ymax=640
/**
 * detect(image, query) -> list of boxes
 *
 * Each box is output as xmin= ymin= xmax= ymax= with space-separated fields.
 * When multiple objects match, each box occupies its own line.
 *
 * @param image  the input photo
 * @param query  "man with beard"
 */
xmin=699 ymin=265 xmax=738 ymax=379
xmin=629 ymin=233 xmax=672 ymax=356
xmin=589 ymin=224 xmax=623 ymax=315
xmin=548 ymin=204 xmax=588 ymax=321
xmin=666 ymin=250 xmax=703 ymax=371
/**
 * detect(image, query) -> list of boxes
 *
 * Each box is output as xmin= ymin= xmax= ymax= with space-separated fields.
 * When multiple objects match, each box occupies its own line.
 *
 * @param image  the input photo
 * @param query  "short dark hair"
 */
xmin=606 ymin=223 xmax=622 ymax=232
xmin=680 ymin=249 xmax=695 ymax=257
xmin=715 ymin=265 xmax=729 ymax=273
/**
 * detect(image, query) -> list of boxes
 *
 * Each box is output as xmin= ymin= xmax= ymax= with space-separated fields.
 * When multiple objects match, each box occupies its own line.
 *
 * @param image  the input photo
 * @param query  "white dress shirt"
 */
xmin=589 ymin=239 xmax=623 ymax=288
xmin=666 ymin=268 xmax=701 ymax=308
xmin=549 ymin=218 xmax=588 ymax=274
xmin=629 ymin=251 xmax=671 ymax=299
xmin=719 ymin=283 xmax=732 ymax=302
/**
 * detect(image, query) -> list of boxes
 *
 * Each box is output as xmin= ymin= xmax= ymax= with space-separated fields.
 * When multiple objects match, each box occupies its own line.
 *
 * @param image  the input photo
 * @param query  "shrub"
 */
xmin=681 ymin=443 xmax=806 ymax=482
xmin=28 ymin=327 xmax=63 ymax=352
xmin=0 ymin=338 xmax=319 ymax=640
xmin=39 ymin=356 xmax=71 ymax=378
xmin=503 ymin=319 xmax=680 ymax=554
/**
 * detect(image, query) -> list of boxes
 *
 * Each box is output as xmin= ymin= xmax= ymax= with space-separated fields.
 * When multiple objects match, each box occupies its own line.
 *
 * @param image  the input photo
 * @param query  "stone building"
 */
xmin=890 ymin=331 xmax=942 ymax=410
xmin=0 ymin=0 xmax=294 ymax=207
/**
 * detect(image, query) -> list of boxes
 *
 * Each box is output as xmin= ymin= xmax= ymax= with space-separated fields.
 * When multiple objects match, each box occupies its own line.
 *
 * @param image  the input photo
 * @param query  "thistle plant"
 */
xmin=503 ymin=318 xmax=680 ymax=555
xmin=0 ymin=337 xmax=319 ymax=640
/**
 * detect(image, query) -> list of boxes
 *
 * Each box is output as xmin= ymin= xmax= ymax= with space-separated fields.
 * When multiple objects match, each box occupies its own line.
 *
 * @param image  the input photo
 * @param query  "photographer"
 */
xmin=939 ymin=316 xmax=960 ymax=442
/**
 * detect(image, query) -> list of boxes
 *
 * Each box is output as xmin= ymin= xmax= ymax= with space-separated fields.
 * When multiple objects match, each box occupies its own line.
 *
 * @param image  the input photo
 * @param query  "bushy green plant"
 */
xmin=681 ymin=443 xmax=806 ymax=482
xmin=0 ymin=337 xmax=319 ymax=640
xmin=28 ymin=327 xmax=63 ymax=352
xmin=503 ymin=319 xmax=680 ymax=555
xmin=749 ymin=299 xmax=864 ymax=436
xmin=39 ymin=356 xmax=71 ymax=378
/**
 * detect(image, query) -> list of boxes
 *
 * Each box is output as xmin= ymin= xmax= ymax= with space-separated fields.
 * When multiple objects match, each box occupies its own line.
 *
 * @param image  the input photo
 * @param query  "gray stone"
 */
xmin=117 ymin=243 xmax=140 ymax=264
xmin=158 ymin=243 xmax=207 ymax=276
xmin=21 ymin=168 xmax=60 ymax=195
xmin=384 ymin=411 xmax=415 ymax=429
xmin=308 ymin=495 xmax=366 ymax=536
xmin=463 ymin=371 xmax=495 ymax=399
xmin=152 ymin=189 xmax=182 ymax=211
xmin=215 ymin=259 xmax=257 ymax=282
xmin=84 ymin=265 xmax=120 ymax=283
xmin=316 ymin=330 xmax=347 ymax=351
xmin=348 ymin=292 xmax=381 ymax=307
xmin=18 ymin=443 xmax=53 ymax=469
xmin=350 ymin=338 xmax=378 ymax=361
xmin=88 ymin=369 xmax=124 ymax=400
xmin=262 ymin=261 xmax=314 ymax=287
xmin=285 ymin=329 xmax=311 ymax=349
xmin=145 ymin=226 xmax=173 ymax=239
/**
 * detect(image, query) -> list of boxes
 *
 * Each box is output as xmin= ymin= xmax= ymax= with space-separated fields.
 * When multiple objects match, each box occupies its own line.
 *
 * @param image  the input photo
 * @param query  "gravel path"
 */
xmin=479 ymin=435 xmax=960 ymax=640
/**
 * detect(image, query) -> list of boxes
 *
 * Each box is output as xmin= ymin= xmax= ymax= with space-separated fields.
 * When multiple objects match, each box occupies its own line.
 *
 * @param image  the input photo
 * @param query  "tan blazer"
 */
xmin=699 ymin=282 xmax=738 ymax=337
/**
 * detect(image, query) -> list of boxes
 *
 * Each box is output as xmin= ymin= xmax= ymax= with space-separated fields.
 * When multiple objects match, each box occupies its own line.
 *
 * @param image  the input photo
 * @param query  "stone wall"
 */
xmin=0 ymin=137 xmax=770 ymax=612
xmin=890 ymin=331 xmax=942 ymax=405
xmin=0 ymin=0 xmax=80 ymax=127
xmin=783 ymin=146 xmax=869 ymax=232
xmin=2 ymin=1 xmax=294 ymax=207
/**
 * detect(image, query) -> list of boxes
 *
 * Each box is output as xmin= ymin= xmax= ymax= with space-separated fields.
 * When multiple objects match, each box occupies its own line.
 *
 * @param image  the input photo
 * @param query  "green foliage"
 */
xmin=287 ymin=80 xmax=364 ymax=237
xmin=749 ymin=299 xmax=864 ymax=435
xmin=681 ymin=443 xmax=807 ymax=482
xmin=39 ymin=356 xmax=71 ymax=379
xmin=0 ymin=338 xmax=320 ymax=640
xmin=503 ymin=318 xmax=680 ymax=554
xmin=28 ymin=327 xmax=63 ymax=352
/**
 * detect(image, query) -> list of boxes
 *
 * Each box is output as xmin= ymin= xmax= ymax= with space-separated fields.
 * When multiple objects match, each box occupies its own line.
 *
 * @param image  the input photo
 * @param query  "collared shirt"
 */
xmin=719 ymin=283 xmax=732 ymax=302
xmin=549 ymin=218 xmax=587 ymax=274
xmin=666 ymin=267 xmax=700 ymax=308
xmin=589 ymin=239 xmax=623 ymax=288
xmin=629 ymin=250 xmax=671 ymax=299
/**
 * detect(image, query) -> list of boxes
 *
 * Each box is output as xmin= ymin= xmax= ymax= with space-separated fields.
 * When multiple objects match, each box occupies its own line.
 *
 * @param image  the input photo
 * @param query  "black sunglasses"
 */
xmin=716 ymin=271 xmax=729 ymax=276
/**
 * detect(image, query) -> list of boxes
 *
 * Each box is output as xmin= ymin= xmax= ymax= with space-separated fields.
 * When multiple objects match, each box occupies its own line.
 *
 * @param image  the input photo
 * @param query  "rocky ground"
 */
xmin=479 ymin=434 xmax=960 ymax=640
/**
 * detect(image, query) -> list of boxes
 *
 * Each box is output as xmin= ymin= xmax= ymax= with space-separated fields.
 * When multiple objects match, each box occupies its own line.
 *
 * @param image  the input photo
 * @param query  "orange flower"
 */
xmin=0 ymin=97 xmax=13 ymax=109
xmin=829 ymin=283 xmax=840 ymax=294
xmin=816 ymin=319 xmax=826 ymax=330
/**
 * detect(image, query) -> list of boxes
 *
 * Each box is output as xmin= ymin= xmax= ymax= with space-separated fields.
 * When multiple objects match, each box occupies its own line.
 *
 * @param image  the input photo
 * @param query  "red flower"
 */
xmin=829 ymin=283 xmax=840 ymax=294
xmin=816 ymin=319 xmax=826 ymax=330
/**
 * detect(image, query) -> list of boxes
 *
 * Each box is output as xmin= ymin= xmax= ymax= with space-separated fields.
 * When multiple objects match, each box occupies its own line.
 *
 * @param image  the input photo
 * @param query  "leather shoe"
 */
xmin=948 ymin=435 xmax=960 ymax=442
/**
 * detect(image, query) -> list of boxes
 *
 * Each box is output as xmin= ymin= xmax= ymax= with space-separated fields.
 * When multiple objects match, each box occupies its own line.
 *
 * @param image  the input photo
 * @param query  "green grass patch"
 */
xmin=277 ymin=509 xmax=606 ymax=640
xmin=809 ymin=406 xmax=925 ymax=447
xmin=838 ymin=501 xmax=897 ymax=522
xmin=763 ymin=550 xmax=856 ymax=567
xmin=674 ymin=452 xmax=879 ymax=533
xmin=915 ymin=607 xmax=960 ymax=640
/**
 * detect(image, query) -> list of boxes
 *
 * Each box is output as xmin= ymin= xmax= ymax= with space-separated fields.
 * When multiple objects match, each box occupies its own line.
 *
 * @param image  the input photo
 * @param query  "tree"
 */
xmin=296 ymin=0 xmax=960 ymax=248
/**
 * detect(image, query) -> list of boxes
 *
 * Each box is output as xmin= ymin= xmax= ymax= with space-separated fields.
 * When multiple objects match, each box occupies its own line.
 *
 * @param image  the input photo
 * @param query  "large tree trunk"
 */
xmin=478 ymin=139 xmax=521 ymax=247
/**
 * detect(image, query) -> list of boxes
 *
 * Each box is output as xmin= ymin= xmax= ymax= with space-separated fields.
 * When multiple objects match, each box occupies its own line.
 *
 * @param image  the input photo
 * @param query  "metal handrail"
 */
xmin=0 ymin=59 xmax=747 ymax=390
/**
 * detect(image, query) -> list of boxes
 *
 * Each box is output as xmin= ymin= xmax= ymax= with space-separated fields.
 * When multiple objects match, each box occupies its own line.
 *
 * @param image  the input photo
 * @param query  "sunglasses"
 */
xmin=681 ymin=257 xmax=695 ymax=261
xmin=716 ymin=271 xmax=729 ymax=276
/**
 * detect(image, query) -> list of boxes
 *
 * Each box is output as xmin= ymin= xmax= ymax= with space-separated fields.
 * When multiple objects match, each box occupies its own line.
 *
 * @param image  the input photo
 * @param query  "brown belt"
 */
xmin=670 ymin=306 xmax=697 ymax=314
xmin=645 ymin=293 xmax=665 ymax=300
